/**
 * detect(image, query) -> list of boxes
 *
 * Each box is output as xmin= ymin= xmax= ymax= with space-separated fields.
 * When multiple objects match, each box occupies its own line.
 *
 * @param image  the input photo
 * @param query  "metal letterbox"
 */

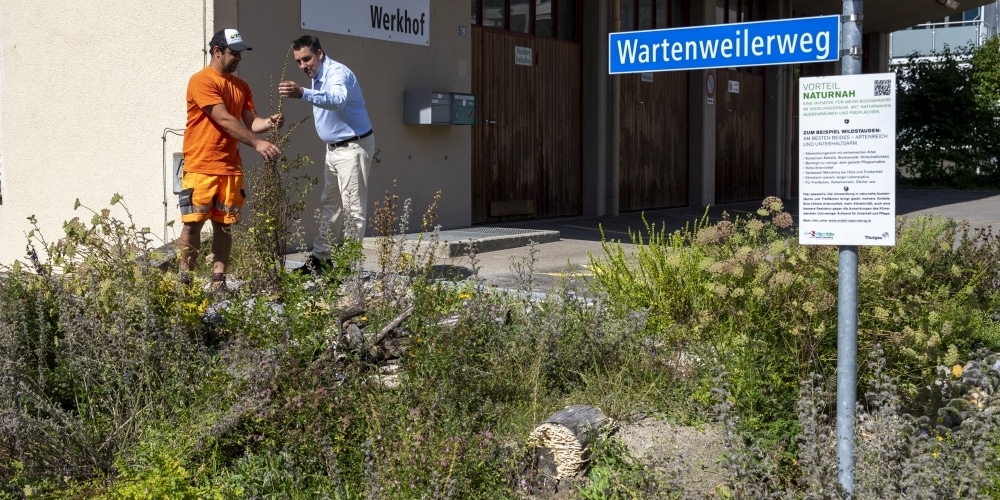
xmin=451 ymin=93 xmax=476 ymax=125
xmin=403 ymin=90 xmax=452 ymax=125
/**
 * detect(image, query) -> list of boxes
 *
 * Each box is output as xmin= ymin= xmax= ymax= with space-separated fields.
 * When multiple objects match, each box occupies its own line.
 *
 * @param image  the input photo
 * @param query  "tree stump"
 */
xmin=526 ymin=405 xmax=612 ymax=487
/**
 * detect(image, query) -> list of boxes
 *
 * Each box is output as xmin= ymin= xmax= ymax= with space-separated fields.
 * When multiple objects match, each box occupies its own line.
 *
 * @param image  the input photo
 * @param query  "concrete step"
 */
xmin=362 ymin=227 xmax=561 ymax=258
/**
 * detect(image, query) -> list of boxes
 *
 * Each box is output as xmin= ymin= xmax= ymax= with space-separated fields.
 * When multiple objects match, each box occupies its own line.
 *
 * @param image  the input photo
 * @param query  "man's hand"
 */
xmin=254 ymin=139 xmax=281 ymax=162
xmin=268 ymin=113 xmax=285 ymax=129
xmin=278 ymin=81 xmax=303 ymax=99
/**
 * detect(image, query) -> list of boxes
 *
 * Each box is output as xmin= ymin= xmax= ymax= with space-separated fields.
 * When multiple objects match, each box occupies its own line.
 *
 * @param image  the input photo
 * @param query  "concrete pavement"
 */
xmin=335 ymin=190 xmax=1000 ymax=292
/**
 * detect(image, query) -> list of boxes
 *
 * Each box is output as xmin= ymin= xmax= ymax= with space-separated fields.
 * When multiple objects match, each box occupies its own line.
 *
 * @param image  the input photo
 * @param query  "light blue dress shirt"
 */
xmin=301 ymin=56 xmax=373 ymax=144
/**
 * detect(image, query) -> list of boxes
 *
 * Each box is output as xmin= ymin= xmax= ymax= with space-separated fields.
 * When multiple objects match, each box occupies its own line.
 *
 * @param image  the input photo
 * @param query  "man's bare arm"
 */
xmin=205 ymin=104 xmax=280 ymax=161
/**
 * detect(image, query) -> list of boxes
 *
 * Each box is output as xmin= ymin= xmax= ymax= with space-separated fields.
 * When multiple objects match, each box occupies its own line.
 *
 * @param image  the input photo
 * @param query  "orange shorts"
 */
xmin=179 ymin=171 xmax=245 ymax=225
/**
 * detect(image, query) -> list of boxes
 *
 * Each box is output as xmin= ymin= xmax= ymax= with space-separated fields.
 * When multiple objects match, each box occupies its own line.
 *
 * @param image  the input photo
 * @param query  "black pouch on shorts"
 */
xmin=179 ymin=188 xmax=195 ymax=215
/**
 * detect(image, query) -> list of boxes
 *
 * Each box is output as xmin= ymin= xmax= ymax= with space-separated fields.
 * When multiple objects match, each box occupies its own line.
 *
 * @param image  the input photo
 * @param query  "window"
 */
xmin=621 ymin=0 xmax=636 ymax=31
xmin=536 ymin=0 xmax=553 ymax=37
xmin=557 ymin=1 xmax=576 ymax=41
xmin=717 ymin=0 xmax=766 ymax=74
xmin=623 ymin=0 xmax=686 ymax=30
xmin=472 ymin=0 xmax=579 ymax=41
xmin=638 ymin=0 xmax=653 ymax=30
xmin=716 ymin=0 xmax=763 ymax=24
xmin=511 ymin=0 xmax=530 ymax=33
xmin=963 ymin=8 xmax=982 ymax=24
xmin=482 ymin=0 xmax=505 ymax=29
xmin=655 ymin=0 xmax=667 ymax=28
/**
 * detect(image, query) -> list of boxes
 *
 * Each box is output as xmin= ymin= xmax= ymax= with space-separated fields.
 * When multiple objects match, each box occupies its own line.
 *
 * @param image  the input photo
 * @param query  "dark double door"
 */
xmin=472 ymin=27 xmax=581 ymax=222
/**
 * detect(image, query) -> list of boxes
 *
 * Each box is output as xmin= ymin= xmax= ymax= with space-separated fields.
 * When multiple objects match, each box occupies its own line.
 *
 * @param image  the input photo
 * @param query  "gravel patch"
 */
xmin=615 ymin=417 xmax=728 ymax=496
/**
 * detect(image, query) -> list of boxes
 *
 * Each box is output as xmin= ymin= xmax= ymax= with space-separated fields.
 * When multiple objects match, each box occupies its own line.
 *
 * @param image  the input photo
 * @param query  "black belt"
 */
xmin=328 ymin=129 xmax=373 ymax=149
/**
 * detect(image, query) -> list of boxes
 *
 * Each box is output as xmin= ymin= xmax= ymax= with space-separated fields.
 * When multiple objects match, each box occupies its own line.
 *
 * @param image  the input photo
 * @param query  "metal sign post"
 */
xmin=838 ymin=1 xmax=863 ymax=497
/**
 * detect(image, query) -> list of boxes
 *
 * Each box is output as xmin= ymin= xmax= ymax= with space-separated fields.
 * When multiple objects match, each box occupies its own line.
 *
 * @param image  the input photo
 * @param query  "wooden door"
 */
xmin=472 ymin=27 xmax=581 ymax=223
xmin=619 ymin=72 xmax=689 ymax=211
xmin=715 ymin=70 xmax=765 ymax=203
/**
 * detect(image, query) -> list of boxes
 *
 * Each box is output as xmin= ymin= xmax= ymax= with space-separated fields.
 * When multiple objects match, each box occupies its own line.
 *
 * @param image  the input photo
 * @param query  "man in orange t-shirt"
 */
xmin=179 ymin=28 xmax=283 ymax=288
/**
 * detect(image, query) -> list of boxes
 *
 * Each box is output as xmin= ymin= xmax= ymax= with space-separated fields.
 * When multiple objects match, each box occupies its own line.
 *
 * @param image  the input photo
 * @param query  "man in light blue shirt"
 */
xmin=279 ymin=35 xmax=375 ymax=274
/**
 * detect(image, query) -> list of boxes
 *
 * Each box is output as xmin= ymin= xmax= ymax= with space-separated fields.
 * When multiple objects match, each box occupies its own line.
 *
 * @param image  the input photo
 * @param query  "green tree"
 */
xmin=895 ymin=38 xmax=1000 ymax=186
xmin=896 ymin=43 xmax=976 ymax=183
xmin=970 ymin=35 xmax=1000 ymax=177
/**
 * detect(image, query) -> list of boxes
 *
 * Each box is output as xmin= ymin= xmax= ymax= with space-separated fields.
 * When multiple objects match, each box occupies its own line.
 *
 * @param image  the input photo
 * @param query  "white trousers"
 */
xmin=312 ymin=134 xmax=375 ymax=259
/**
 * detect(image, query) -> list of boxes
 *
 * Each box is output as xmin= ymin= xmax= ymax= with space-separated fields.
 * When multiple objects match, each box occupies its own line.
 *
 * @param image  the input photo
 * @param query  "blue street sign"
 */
xmin=609 ymin=15 xmax=841 ymax=74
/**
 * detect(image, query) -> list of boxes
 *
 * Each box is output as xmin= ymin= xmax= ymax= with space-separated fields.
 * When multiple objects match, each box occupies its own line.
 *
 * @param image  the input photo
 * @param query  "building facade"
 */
xmin=0 ymin=0 xmax=992 ymax=264
xmin=890 ymin=0 xmax=1000 ymax=61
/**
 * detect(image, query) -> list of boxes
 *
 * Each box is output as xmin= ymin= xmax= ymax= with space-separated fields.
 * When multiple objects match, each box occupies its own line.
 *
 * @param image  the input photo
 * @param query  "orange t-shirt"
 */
xmin=183 ymin=67 xmax=256 ymax=175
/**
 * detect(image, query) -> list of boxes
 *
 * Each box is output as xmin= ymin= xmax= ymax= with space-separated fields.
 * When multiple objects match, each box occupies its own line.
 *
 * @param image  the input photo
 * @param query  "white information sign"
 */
xmin=515 ymin=46 xmax=533 ymax=66
xmin=301 ymin=0 xmax=430 ymax=46
xmin=798 ymin=73 xmax=896 ymax=246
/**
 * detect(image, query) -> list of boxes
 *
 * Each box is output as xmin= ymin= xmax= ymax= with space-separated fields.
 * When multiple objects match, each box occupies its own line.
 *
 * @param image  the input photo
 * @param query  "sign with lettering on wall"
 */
xmin=514 ymin=46 xmax=533 ymax=66
xmin=301 ymin=0 xmax=430 ymax=46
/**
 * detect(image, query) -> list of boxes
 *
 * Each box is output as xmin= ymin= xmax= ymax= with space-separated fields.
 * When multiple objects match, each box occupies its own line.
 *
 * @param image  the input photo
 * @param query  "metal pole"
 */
xmin=838 ymin=1 xmax=862 ymax=496
xmin=610 ymin=0 xmax=621 ymax=217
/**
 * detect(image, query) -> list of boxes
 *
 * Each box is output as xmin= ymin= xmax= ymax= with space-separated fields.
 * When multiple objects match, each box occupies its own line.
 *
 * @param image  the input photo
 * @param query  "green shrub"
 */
xmin=588 ymin=197 xmax=1000 ymax=482
xmin=895 ymin=37 xmax=1000 ymax=186
xmin=0 ymin=199 xmax=213 ymax=489
xmin=7 ymin=183 xmax=1000 ymax=498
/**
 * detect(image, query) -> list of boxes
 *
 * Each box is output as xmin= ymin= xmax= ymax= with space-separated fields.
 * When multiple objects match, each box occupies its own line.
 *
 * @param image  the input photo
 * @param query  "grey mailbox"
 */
xmin=403 ymin=90 xmax=452 ymax=125
xmin=451 ymin=93 xmax=476 ymax=125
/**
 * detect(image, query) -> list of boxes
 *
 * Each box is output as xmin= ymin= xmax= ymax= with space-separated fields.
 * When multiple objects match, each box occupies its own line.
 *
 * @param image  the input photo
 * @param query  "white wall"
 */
xmin=0 ymin=1 xmax=213 ymax=264
xmin=0 ymin=0 xmax=473 ymax=266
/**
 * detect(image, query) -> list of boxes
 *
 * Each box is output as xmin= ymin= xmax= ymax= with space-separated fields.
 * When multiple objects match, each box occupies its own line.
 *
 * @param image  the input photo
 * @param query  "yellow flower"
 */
xmin=874 ymin=307 xmax=890 ymax=321
xmin=952 ymin=364 xmax=964 ymax=378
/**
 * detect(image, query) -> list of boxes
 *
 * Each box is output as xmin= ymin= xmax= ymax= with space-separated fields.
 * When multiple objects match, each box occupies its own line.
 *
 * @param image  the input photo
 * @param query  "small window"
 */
xmin=511 ymin=0 xmax=531 ymax=33
xmin=483 ymin=0 xmax=505 ymax=29
xmin=557 ymin=1 xmax=576 ymax=40
xmin=621 ymin=0 xmax=636 ymax=31
xmin=638 ymin=0 xmax=653 ymax=29
xmin=472 ymin=0 xmax=578 ymax=41
xmin=623 ymin=0 xmax=681 ymax=31
xmin=536 ymin=0 xmax=553 ymax=37
xmin=671 ymin=0 xmax=685 ymax=27
xmin=655 ymin=0 xmax=668 ymax=28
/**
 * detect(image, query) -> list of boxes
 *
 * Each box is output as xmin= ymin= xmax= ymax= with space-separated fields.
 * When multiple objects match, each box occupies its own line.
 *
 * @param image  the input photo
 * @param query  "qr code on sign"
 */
xmin=874 ymin=79 xmax=892 ymax=96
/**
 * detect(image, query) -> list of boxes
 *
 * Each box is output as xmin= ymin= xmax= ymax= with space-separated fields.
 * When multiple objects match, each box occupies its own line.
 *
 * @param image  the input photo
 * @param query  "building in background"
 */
xmin=891 ymin=1 xmax=1000 ymax=61
xmin=0 ymin=0 xmax=995 ymax=265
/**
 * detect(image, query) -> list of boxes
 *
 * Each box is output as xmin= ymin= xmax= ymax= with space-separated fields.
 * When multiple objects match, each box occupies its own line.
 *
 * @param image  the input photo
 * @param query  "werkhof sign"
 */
xmin=302 ymin=0 xmax=430 ymax=46
xmin=609 ymin=15 xmax=840 ymax=74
